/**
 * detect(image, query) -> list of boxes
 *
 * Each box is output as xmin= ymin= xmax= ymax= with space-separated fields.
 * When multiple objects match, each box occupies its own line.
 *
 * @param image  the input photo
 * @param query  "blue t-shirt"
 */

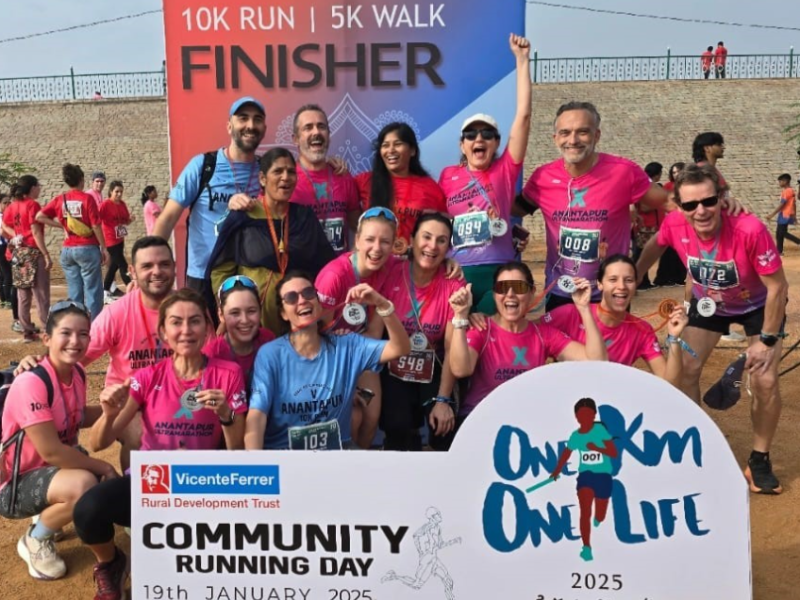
xmin=250 ymin=334 xmax=387 ymax=449
xmin=169 ymin=149 xmax=261 ymax=278
xmin=567 ymin=423 xmax=613 ymax=475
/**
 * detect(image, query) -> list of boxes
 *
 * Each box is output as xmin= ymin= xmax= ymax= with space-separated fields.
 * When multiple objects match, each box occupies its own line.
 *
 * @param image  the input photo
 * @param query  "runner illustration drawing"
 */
xmin=382 ymin=507 xmax=462 ymax=599
xmin=550 ymin=397 xmax=618 ymax=562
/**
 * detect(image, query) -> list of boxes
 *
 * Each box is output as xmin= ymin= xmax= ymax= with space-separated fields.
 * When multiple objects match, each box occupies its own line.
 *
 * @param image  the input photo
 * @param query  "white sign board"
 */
xmin=132 ymin=362 xmax=751 ymax=600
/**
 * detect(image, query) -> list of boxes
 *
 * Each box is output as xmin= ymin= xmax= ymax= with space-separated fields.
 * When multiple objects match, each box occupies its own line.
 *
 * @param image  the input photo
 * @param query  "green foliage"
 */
xmin=0 ymin=152 xmax=34 ymax=191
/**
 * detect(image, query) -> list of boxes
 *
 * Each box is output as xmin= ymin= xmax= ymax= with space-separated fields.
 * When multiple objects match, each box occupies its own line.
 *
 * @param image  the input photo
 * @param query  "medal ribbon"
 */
xmin=223 ymin=149 xmax=260 ymax=196
xmin=299 ymin=163 xmax=334 ymax=223
xmin=138 ymin=291 xmax=162 ymax=364
xmin=465 ymin=169 xmax=500 ymax=218
xmin=262 ymin=197 xmax=290 ymax=275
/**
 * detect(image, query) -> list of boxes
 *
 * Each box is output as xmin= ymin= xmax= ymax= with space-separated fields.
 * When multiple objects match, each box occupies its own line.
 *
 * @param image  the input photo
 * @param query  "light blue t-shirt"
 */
xmin=250 ymin=334 xmax=387 ymax=449
xmin=567 ymin=423 xmax=613 ymax=474
xmin=169 ymin=149 xmax=261 ymax=278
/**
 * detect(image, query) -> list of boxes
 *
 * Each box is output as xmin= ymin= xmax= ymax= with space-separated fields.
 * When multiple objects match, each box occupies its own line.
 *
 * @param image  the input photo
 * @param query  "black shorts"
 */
xmin=0 ymin=466 xmax=59 ymax=519
xmin=688 ymin=298 xmax=766 ymax=337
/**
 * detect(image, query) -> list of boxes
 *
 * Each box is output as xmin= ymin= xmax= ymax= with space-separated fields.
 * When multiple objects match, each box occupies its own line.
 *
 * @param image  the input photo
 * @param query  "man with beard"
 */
xmin=516 ymin=101 xmax=668 ymax=310
xmin=16 ymin=236 xmax=179 ymax=469
xmin=288 ymin=104 xmax=360 ymax=254
xmin=154 ymin=96 xmax=266 ymax=292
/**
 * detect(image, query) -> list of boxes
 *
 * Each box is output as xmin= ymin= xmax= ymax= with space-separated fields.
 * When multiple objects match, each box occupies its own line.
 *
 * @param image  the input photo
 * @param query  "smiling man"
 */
xmin=154 ymin=96 xmax=267 ymax=293
xmin=517 ymin=101 xmax=668 ymax=311
xmin=289 ymin=104 xmax=360 ymax=255
xmin=636 ymin=164 xmax=788 ymax=495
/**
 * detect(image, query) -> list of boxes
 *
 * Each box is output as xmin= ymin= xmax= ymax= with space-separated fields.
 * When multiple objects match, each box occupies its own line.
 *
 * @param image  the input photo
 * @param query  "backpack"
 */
xmin=0 ymin=363 xmax=86 ymax=513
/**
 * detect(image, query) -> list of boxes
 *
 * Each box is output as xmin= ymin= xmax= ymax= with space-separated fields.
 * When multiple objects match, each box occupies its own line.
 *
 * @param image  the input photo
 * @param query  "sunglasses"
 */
xmin=218 ymin=275 xmax=258 ymax=299
xmin=48 ymin=300 xmax=91 ymax=320
xmin=493 ymin=280 xmax=533 ymax=295
xmin=461 ymin=128 xmax=500 ymax=142
xmin=679 ymin=195 xmax=719 ymax=212
xmin=359 ymin=206 xmax=398 ymax=224
xmin=281 ymin=286 xmax=318 ymax=305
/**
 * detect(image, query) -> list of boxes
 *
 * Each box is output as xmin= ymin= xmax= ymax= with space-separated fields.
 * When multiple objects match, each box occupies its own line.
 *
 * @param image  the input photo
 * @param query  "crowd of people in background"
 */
xmin=0 ymin=30 xmax=795 ymax=600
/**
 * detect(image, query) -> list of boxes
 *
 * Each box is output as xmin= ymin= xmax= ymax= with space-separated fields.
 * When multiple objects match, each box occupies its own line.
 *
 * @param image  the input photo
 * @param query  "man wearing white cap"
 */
xmin=154 ymin=96 xmax=266 ymax=292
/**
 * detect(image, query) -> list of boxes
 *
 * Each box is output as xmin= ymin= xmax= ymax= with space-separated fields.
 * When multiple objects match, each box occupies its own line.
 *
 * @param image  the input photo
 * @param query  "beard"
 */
xmin=560 ymin=142 xmax=596 ymax=165
xmin=300 ymin=135 xmax=329 ymax=164
xmin=232 ymin=127 xmax=264 ymax=153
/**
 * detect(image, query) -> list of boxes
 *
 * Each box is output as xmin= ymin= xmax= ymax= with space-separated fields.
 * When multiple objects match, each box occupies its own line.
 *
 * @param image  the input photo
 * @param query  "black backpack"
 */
xmin=0 ymin=363 xmax=85 ymax=513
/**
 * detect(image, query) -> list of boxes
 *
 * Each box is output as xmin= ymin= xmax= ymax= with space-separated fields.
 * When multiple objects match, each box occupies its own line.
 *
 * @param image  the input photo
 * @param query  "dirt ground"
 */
xmin=1 ymin=253 xmax=799 ymax=599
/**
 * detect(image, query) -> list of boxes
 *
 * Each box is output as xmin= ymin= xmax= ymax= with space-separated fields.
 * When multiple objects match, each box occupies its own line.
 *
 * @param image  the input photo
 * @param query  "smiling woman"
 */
xmin=206 ymin=148 xmax=336 ymax=336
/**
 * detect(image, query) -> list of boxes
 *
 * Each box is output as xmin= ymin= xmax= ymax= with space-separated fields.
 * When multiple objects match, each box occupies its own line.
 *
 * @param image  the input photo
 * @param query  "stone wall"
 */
xmin=1 ymin=78 xmax=798 ymax=266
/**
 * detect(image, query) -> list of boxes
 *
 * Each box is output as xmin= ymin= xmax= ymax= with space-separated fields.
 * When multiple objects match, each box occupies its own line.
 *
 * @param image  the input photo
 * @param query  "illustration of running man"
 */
xmin=382 ymin=507 xmax=462 ymax=599
xmin=550 ymin=397 xmax=618 ymax=562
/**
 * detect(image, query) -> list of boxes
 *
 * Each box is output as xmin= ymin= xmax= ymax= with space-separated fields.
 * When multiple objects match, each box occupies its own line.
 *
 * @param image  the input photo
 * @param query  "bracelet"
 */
xmin=423 ymin=396 xmax=454 ymax=407
xmin=376 ymin=300 xmax=395 ymax=318
xmin=451 ymin=317 xmax=470 ymax=329
xmin=219 ymin=411 xmax=236 ymax=426
xmin=665 ymin=335 xmax=698 ymax=358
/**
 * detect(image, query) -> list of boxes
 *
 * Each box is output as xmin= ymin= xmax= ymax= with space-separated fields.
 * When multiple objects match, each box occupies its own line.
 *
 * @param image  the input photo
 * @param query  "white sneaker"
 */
xmin=17 ymin=525 xmax=67 ymax=580
xmin=30 ymin=514 xmax=66 ymax=541
xmin=103 ymin=291 xmax=116 ymax=305
xmin=720 ymin=331 xmax=746 ymax=343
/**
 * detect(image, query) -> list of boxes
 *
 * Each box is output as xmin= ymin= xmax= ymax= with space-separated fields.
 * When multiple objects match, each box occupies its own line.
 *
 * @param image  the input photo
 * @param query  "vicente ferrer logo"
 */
xmin=141 ymin=464 xmax=280 ymax=495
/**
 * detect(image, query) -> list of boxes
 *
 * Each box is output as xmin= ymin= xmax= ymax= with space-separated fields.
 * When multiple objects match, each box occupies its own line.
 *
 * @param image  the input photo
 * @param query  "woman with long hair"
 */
xmin=245 ymin=270 xmax=410 ymax=450
xmin=355 ymin=122 xmax=447 ymax=254
xmin=2 ymin=175 xmax=51 ymax=342
xmin=439 ymin=34 xmax=532 ymax=314
xmin=140 ymin=185 xmax=160 ymax=236
xmin=99 ymin=180 xmax=132 ymax=301
xmin=73 ymin=289 xmax=247 ymax=598
xmin=543 ymin=254 xmax=688 ymax=385
xmin=207 ymin=148 xmax=336 ymax=335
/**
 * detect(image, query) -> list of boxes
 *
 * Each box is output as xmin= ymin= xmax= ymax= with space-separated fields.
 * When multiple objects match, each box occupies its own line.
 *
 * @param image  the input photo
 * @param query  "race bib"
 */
xmin=288 ymin=420 xmax=342 ymax=451
xmin=322 ymin=218 xmax=345 ymax=252
xmin=452 ymin=211 xmax=491 ymax=249
xmin=580 ymin=449 xmax=604 ymax=467
xmin=688 ymin=257 xmax=740 ymax=291
xmin=114 ymin=225 xmax=128 ymax=238
xmin=389 ymin=350 xmax=435 ymax=384
xmin=558 ymin=226 xmax=600 ymax=262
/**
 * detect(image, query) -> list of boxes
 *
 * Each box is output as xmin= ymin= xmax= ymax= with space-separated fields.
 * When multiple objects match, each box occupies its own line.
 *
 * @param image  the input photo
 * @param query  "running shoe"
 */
xmin=30 ymin=514 xmax=66 ymax=541
xmin=23 ymin=332 xmax=39 ymax=344
xmin=17 ymin=525 xmax=67 ymax=580
xmin=93 ymin=547 xmax=129 ymax=600
xmin=720 ymin=330 xmax=746 ymax=343
xmin=11 ymin=320 xmax=23 ymax=333
xmin=744 ymin=453 xmax=782 ymax=495
xmin=579 ymin=545 xmax=594 ymax=562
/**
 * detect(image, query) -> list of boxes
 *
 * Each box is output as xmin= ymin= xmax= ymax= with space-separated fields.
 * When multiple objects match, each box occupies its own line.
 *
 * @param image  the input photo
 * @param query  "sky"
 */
xmin=0 ymin=0 xmax=798 ymax=78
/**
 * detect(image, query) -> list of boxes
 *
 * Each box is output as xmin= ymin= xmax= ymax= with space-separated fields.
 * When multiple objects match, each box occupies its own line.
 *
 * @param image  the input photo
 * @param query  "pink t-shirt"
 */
xmin=657 ymin=212 xmax=781 ymax=316
xmin=86 ymin=189 xmax=103 ymax=210
xmin=542 ymin=304 xmax=662 ymax=366
xmin=382 ymin=261 xmax=465 ymax=352
xmin=291 ymin=165 xmax=359 ymax=254
xmin=439 ymin=149 xmax=523 ymax=266
xmin=523 ymin=153 xmax=652 ymax=300
xmin=315 ymin=252 xmax=399 ymax=332
xmin=143 ymin=200 xmax=162 ymax=236
xmin=84 ymin=290 xmax=173 ymax=386
xmin=0 ymin=359 xmax=85 ymax=490
xmin=203 ymin=328 xmax=275 ymax=378
xmin=461 ymin=320 xmax=571 ymax=416
xmin=130 ymin=357 xmax=247 ymax=451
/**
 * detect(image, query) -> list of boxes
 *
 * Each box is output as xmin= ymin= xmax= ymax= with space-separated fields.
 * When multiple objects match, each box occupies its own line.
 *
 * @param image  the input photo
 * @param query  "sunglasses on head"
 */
xmin=359 ymin=206 xmax=398 ymax=224
xmin=218 ymin=275 xmax=258 ymax=299
xmin=493 ymin=280 xmax=533 ymax=295
xmin=281 ymin=286 xmax=318 ymax=306
xmin=48 ymin=300 xmax=91 ymax=320
xmin=679 ymin=195 xmax=719 ymax=212
xmin=461 ymin=128 xmax=500 ymax=142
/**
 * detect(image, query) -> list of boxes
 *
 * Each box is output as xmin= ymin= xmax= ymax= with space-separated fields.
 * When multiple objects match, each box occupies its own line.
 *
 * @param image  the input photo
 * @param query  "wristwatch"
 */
xmin=219 ymin=411 xmax=236 ymax=426
xmin=759 ymin=333 xmax=779 ymax=347
xmin=451 ymin=318 xmax=470 ymax=329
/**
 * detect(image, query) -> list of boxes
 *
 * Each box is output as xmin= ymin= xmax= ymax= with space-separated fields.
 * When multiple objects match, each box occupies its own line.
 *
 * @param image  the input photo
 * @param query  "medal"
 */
xmin=489 ymin=218 xmax=508 ymax=237
xmin=697 ymin=297 xmax=717 ymax=317
xmin=410 ymin=331 xmax=428 ymax=351
xmin=557 ymin=275 xmax=577 ymax=294
xmin=658 ymin=299 xmax=677 ymax=319
xmin=342 ymin=303 xmax=367 ymax=327
xmin=393 ymin=237 xmax=409 ymax=255
xmin=178 ymin=387 xmax=202 ymax=413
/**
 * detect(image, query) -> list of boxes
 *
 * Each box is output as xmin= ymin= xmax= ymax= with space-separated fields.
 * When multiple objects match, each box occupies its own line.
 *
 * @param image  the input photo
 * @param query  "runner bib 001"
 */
xmin=322 ymin=217 xmax=345 ymax=252
xmin=288 ymin=420 xmax=342 ymax=451
xmin=452 ymin=211 xmax=491 ymax=249
xmin=580 ymin=449 xmax=604 ymax=467
xmin=558 ymin=226 xmax=600 ymax=262
xmin=388 ymin=350 xmax=435 ymax=384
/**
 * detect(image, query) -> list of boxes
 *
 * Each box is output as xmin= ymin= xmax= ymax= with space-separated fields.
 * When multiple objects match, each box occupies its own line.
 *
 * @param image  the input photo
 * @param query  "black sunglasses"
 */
xmin=462 ymin=128 xmax=500 ymax=142
xmin=281 ymin=286 xmax=318 ymax=305
xmin=679 ymin=195 xmax=719 ymax=212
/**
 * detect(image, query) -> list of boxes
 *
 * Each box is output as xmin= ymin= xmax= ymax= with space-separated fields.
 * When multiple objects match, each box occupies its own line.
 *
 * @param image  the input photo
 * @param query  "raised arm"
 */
xmin=506 ymin=34 xmax=532 ymax=164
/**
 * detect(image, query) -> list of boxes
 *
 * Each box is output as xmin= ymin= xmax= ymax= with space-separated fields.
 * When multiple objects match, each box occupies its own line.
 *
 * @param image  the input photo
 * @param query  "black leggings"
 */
xmin=104 ymin=243 xmax=131 ymax=291
xmin=0 ymin=246 xmax=12 ymax=303
xmin=74 ymin=475 xmax=131 ymax=545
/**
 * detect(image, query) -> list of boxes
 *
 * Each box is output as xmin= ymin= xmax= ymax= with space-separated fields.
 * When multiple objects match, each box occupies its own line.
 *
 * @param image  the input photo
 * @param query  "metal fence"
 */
xmin=532 ymin=51 xmax=800 ymax=83
xmin=1 ymin=51 xmax=798 ymax=102
xmin=0 ymin=65 xmax=166 ymax=103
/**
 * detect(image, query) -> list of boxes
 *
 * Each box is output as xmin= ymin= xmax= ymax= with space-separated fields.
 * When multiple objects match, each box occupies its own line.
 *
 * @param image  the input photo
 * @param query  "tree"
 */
xmin=0 ymin=152 xmax=34 ymax=190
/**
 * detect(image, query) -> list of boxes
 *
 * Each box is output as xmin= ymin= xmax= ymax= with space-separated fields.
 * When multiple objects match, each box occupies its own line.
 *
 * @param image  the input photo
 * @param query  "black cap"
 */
xmin=702 ymin=354 xmax=746 ymax=410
